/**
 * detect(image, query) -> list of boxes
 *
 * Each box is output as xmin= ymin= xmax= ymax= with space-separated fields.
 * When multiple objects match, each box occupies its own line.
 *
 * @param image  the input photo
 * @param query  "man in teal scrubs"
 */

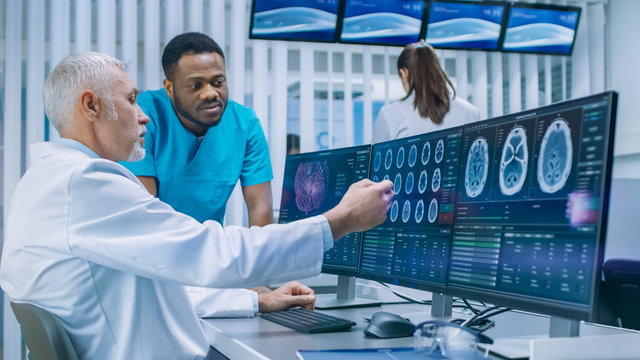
xmin=122 ymin=32 xmax=273 ymax=226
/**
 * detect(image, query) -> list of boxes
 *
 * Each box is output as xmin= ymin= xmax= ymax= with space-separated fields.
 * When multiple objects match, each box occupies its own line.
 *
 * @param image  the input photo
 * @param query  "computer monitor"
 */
xmin=278 ymin=145 xmax=372 ymax=276
xmin=359 ymin=127 xmax=464 ymax=294
xmin=249 ymin=0 xmax=341 ymax=43
xmin=338 ymin=0 xmax=426 ymax=47
xmin=501 ymin=2 xmax=581 ymax=55
xmin=447 ymin=91 xmax=618 ymax=322
xmin=424 ymin=0 xmax=507 ymax=51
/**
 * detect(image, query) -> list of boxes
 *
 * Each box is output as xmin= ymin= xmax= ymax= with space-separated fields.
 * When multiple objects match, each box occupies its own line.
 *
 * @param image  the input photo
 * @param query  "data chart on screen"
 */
xmin=279 ymin=145 xmax=371 ymax=273
xmin=360 ymin=128 xmax=463 ymax=289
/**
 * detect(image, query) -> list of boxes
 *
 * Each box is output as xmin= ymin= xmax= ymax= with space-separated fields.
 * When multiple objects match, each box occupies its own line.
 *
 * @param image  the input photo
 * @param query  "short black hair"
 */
xmin=161 ymin=32 xmax=225 ymax=80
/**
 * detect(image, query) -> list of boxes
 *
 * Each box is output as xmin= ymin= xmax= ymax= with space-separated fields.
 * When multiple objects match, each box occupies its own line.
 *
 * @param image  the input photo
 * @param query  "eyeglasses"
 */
xmin=414 ymin=320 xmax=494 ymax=359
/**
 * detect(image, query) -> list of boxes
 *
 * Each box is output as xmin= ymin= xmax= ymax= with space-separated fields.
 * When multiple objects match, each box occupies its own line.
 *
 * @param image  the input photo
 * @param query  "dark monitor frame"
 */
xmin=500 ymin=2 xmax=582 ymax=56
xmin=444 ymin=91 xmax=618 ymax=322
xmin=423 ymin=0 xmax=509 ymax=52
xmin=336 ymin=0 xmax=428 ymax=47
xmin=279 ymin=144 xmax=372 ymax=277
xmin=248 ymin=0 xmax=342 ymax=43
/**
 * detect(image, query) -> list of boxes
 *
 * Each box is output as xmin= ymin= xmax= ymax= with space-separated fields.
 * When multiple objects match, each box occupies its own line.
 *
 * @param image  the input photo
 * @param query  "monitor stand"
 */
xmin=315 ymin=275 xmax=382 ymax=309
xmin=431 ymin=293 xmax=453 ymax=317
xmin=549 ymin=316 xmax=580 ymax=337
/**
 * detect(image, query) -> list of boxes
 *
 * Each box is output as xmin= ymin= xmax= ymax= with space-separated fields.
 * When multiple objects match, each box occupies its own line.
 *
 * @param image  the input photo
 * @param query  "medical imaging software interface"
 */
xmin=450 ymin=95 xmax=613 ymax=310
xmin=361 ymin=129 xmax=463 ymax=287
xmin=279 ymin=146 xmax=371 ymax=271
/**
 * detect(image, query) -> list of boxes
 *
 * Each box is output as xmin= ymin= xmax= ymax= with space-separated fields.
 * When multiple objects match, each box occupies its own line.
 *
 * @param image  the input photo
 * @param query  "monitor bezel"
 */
xmin=279 ymin=144 xmax=373 ymax=277
xmin=444 ymin=91 xmax=618 ymax=321
xmin=336 ymin=0 xmax=428 ymax=48
xmin=248 ymin=0 xmax=342 ymax=44
xmin=499 ymin=2 xmax=582 ymax=56
xmin=423 ymin=0 xmax=509 ymax=52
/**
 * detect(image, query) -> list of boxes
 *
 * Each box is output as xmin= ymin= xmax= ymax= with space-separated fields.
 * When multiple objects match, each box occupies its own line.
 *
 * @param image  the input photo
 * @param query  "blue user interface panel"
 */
xmin=425 ymin=1 xmax=506 ymax=50
xmin=449 ymin=92 xmax=617 ymax=319
xmin=250 ymin=0 xmax=340 ymax=42
xmin=360 ymin=128 xmax=463 ymax=291
xmin=502 ymin=4 xmax=580 ymax=55
xmin=339 ymin=0 xmax=426 ymax=46
xmin=278 ymin=145 xmax=371 ymax=275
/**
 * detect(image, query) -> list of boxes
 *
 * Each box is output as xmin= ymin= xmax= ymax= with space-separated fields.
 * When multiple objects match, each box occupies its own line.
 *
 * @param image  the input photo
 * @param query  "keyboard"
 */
xmin=260 ymin=308 xmax=357 ymax=333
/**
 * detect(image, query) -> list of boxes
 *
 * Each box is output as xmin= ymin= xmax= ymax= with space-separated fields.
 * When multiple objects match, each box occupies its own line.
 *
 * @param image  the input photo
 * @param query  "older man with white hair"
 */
xmin=0 ymin=52 xmax=394 ymax=359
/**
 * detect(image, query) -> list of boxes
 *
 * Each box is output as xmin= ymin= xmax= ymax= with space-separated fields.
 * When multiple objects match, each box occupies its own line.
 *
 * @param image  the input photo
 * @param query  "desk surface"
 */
xmin=201 ymin=302 xmax=634 ymax=360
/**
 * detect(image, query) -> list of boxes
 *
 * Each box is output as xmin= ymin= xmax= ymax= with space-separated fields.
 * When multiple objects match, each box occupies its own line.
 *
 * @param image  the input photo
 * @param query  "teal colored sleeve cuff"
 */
xmin=319 ymin=216 xmax=334 ymax=252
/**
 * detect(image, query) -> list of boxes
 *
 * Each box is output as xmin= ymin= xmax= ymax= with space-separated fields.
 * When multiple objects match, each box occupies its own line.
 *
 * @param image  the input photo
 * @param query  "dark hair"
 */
xmin=162 ymin=32 xmax=225 ymax=80
xmin=397 ymin=41 xmax=455 ymax=125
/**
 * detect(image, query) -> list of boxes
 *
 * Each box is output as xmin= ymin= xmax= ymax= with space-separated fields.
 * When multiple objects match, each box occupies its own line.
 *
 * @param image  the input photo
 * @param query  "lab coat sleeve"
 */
xmin=66 ymin=160 xmax=327 ymax=289
xmin=372 ymin=105 xmax=392 ymax=143
xmin=186 ymin=287 xmax=257 ymax=318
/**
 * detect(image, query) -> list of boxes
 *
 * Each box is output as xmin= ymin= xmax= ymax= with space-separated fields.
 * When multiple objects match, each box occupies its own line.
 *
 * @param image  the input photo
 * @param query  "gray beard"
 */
xmin=128 ymin=141 xmax=145 ymax=161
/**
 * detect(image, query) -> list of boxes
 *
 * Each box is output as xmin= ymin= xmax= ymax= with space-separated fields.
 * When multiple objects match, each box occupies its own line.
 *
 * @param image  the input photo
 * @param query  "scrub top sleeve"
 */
xmin=119 ymin=103 xmax=158 ymax=177
xmin=240 ymin=114 xmax=273 ymax=186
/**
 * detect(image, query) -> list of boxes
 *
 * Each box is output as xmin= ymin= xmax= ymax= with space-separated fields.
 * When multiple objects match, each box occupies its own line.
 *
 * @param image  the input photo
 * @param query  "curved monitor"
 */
xmin=447 ymin=92 xmax=617 ymax=321
xmin=425 ymin=0 xmax=507 ymax=51
xmin=278 ymin=145 xmax=372 ymax=276
xmin=249 ymin=0 xmax=340 ymax=43
xmin=501 ymin=3 xmax=581 ymax=55
xmin=338 ymin=0 xmax=426 ymax=47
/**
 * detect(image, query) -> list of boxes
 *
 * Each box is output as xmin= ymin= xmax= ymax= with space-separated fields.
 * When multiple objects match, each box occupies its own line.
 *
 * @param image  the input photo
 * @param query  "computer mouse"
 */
xmin=364 ymin=311 xmax=416 ymax=339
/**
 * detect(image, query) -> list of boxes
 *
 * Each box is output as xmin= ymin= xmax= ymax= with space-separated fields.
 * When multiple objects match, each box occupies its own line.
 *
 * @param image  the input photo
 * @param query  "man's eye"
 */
xmin=129 ymin=97 xmax=136 ymax=104
xmin=190 ymin=83 xmax=201 ymax=90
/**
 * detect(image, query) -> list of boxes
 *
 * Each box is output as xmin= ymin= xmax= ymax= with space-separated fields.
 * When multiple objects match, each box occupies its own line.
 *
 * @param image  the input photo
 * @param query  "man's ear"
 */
xmin=163 ymin=78 xmax=174 ymax=100
xmin=79 ymin=90 xmax=100 ymax=122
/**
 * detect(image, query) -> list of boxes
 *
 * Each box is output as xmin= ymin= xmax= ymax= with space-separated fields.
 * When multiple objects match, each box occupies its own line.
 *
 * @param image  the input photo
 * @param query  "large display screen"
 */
xmin=448 ymin=92 xmax=617 ymax=320
xmin=278 ymin=145 xmax=371 ymax=275
xmin=359 ymin=128 xmax=463 ymax=292
xmin=425 ymin=1 xmax=506 ymax=51
xmin=249 ymin=0 xmax=340 ymax=42
xmin=502 ymin=3 xmax=581 ymax=55
xmin=338 ymin=0 xmax=426 ymax=47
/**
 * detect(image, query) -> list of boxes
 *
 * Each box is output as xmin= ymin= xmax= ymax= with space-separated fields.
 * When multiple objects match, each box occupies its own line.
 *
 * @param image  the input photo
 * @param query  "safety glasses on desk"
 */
xmin=414 ymin=320 xmax=494 ymax=359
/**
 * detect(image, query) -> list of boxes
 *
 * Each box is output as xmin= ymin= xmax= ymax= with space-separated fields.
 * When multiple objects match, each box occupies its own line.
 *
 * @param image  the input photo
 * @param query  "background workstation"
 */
xmin=1 ymin=0 xmax=640 ymax=359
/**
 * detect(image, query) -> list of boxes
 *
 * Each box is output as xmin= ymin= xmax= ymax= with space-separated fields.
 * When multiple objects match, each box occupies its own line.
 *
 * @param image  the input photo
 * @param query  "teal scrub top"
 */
xmin=121 ymin=89 xmax=273 ymax=224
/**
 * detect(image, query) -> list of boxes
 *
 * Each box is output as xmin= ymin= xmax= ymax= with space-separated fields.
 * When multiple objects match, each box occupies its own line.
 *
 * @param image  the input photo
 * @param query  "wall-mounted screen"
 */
xmin=501 ymin=3 xmax=581 ymax=55
xmin=338 ymin=0 xmax=426 ymax=47
xmin=425 ymin=0 xmax=507 ymax=51
xmin=249 ymin=0 xmax=340 ymax=42
xmin=278 ymin=145 xmax=372 ymax=276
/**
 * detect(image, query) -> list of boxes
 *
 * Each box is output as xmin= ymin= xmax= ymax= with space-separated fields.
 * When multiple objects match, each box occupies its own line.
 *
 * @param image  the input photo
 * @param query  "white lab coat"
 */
xmin=372 ymin=93 xmax=481 ymax=143
xmin=0 ymin=141 xmax=331 ymax=359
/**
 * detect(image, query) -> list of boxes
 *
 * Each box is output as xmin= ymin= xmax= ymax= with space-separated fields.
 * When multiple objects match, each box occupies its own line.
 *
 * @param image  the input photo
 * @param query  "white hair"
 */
xmin=43 ymin=52 xmax=127 ymax=132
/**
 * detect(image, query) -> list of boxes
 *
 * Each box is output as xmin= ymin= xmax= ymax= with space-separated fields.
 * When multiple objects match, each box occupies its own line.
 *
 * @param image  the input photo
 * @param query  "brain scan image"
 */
xmin=422 ymin=142 xmax=431 ymax=165
xmin=428 ymin=198 xmax=438 ymax=223
xmin=408 ymin=145 xmax=417 ymax=167
xmin=393 ymin=173 xmax=402 ymax=194
xmin=372 ymin=175 xmax=379 ymax=182
xmin=390 ymin=200 xmax=399 ymax=222
xmin=415 ymin=199 xmax=424 ymax=223
xmin=538 ymin=119 xmax=573 ymax=193
xmin=465 ymin=137 xmax=489 ymax=198
xmin=432 ymin=168 xmax=441 ymax=192
xmin=499 ymin=126 xmax=528 ymax=196
xmin=396 ymin=147 xmax=405 ymax=168
xmin=418 ymin=170 xmax=428 ymax=194
xmin=385 ymin=149 xmax=393 ymax=170
xmin=405 ymin=171 xmax=414 ymax=194
xmin=435 ymin=139 xmax=445 ymax=164
xmin=384 ymin=174 xmax=390 ymax=181
xmin=294 ymin=161 xmax=329 ymax=214
xmin=402 ymin=200 xmax=411 ymax=223
xmin=373 ymin=151 xmax=382 ymax=172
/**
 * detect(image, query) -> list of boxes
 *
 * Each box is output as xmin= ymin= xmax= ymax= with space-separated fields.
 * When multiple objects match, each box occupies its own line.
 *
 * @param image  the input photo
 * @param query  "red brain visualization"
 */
xmin=294 ymin=160 xmax=329 ymax=213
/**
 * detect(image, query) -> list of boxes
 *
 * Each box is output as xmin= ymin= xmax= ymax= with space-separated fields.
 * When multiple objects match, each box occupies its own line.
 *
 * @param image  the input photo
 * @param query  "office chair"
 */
xmin=603 ymin=259 xmax=640 ymax=330
xmin=10 ymin=301 xmax=78 ymax=360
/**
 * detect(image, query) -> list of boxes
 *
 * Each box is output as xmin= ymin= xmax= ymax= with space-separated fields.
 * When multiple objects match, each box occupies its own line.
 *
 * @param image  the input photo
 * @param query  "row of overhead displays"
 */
xmin=250 ymin=0 xmax=582 ymax=55
xmin=278 ymin=91 xmax=618 ymax=322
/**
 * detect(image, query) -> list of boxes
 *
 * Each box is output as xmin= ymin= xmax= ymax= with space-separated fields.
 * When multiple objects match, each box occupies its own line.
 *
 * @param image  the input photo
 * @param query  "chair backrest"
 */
xmin=10 ymin=302 xmax=79 ymax=360
xmin=603 ymin=259 xmax=640 ymax=330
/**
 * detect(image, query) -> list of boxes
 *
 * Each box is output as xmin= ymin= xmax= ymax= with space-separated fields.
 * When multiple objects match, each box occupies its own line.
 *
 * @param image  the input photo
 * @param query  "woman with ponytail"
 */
xmin=372 ymin=41 xmax=480 ymax=143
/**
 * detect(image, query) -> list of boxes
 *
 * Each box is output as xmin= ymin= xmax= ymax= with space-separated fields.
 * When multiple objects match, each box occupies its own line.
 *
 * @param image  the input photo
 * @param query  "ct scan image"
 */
xmin=402 ymin=200 xmax=411 ymax=223
xmin=390 ymin=200 xmax=399 ymax=222
xmin=408 ymin=144 xmax=417 ymax=167
xmin=394 ymin=173 xmax=402 ymax=194
xmin=415 ymin=199 xmax=424 ymax=223
xmin=499 ymin=125 xmax=528 ymax=196
xmin=385 ymin=149 xmax=393 ymax=170
xmin=294 ymin=161 xmax=329 ymax=214
xmin=418 ymin=169 xmax=428 ymax=194
xmin=428 ymin=198 xmax=438 ymax=223
xmin=537 ymin=118 xmax=573 ymax=194
xmin=432 ymin=168 xmax=441 ymax=193
xmin=373 ymin=151 xmax=382 ymax=172
xmin=422 ymin=141 xmax=431 ymax=165
xmin=435 ymin=139 xmax=445 ymax=164
xmin=465 ymin=137 xmax=489 ymax=198
xmin=405 ymin=171 xmax=414 ymax=194
xmin=397 ymin=146 xmax=405 ymax=168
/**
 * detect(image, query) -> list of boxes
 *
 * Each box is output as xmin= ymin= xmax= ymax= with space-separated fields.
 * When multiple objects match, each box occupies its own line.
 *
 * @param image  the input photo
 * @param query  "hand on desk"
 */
xmin=258 ymin=281 xmax=315 ymax=313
